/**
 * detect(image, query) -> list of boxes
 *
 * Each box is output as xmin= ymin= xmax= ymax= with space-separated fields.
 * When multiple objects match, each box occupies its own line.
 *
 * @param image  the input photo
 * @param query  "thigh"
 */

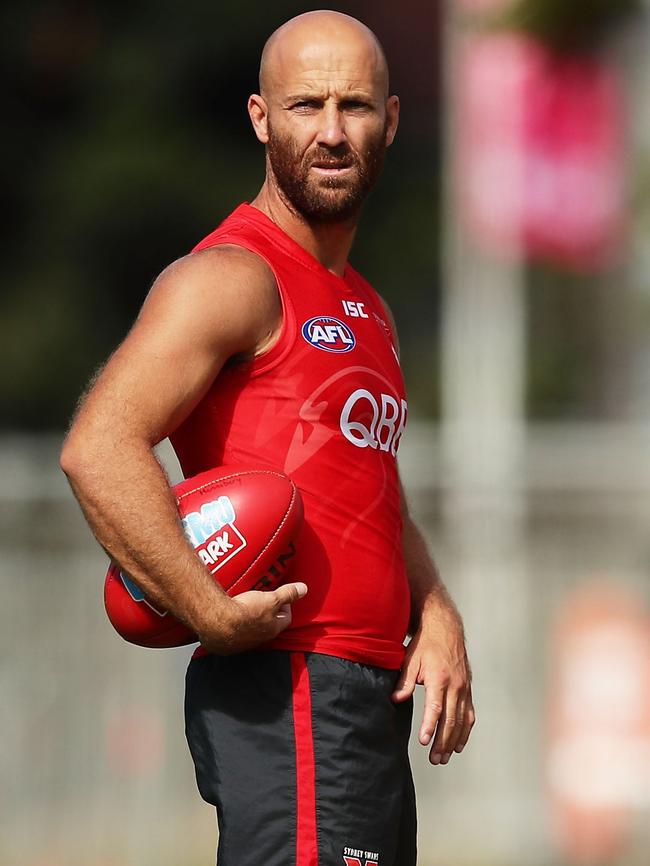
xmin=184 ymin=650 xmax=416 ymax=866
xmin=304 ymin=653 xmax=416 ymax=866
xmin=185 ymin=650 xmax=297 ymax=866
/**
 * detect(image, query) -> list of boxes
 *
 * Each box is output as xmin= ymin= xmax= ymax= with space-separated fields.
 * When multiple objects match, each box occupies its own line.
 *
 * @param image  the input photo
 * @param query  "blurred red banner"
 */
xmin=455 ymin=33 xmax=626 ymax=271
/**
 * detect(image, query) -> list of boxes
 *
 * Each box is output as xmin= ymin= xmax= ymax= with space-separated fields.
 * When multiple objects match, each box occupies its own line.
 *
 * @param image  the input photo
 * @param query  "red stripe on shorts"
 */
xmin=291 ymin=652 xmax=318 ymax=866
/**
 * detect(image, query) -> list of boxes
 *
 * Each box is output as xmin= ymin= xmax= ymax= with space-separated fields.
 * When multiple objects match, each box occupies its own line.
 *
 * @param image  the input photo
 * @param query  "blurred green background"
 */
xmin=1 ymin=0 xmax=442 ymax=430
xmin=5 ymin=0 xmax=647 ymax=431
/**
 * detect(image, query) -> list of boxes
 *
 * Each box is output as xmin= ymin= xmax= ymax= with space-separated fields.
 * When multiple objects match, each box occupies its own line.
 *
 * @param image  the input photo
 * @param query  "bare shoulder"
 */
xmin=148 ymin=243 xmax=278 ymax=321
xmin=127 ymin=242 xmax=280 ymax=365
xmin=158 ymin=243 xmax=276 ymax=292
xmin=65 ymin=243 xmax=282 ymax=446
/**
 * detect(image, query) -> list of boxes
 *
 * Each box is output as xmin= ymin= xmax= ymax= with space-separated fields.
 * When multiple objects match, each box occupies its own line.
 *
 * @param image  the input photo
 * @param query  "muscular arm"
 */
xmin=377 ymin=292 xmax=475 ymax=763
xmin=396 ymin=469 xmax=476 ymax=765
xmin=61 ymin=245 xmax=306 ymax=653
xmin=399 ymin=483 xmax=459 ymax=637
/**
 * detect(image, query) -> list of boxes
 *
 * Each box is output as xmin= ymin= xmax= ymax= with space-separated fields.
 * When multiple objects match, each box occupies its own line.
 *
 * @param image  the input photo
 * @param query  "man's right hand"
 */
xmin=198 ymin=581 xmax=308 ymax=655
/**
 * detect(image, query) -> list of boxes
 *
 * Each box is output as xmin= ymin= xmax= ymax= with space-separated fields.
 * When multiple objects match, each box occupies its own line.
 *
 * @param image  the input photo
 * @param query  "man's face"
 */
xmin=266 ymin=102 xmax=389 ymax=223
xmin=259 ymin=38 xmax=398 ymax=223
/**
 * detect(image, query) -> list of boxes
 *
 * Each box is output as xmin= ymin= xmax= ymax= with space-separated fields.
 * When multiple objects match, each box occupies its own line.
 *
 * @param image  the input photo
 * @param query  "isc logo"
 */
xmin=302 ymin=316 xmax=356 ymax=353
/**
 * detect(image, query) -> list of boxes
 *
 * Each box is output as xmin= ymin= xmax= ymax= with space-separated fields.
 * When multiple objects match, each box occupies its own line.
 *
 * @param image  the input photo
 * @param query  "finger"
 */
xmin=454 ymin=690 xmax=476 ymax=754
xmin=391 ymin=659 xmax=419 ymax=702
xmin=445 ymin=695 xmax=465 ymax=758
xmin=429 ymin=687 xmax=460 ymax=764
xmin=419 ymin=679 xmax=446 ymax=747
xmin=273 ymin=582 xmax=308 ymax=606
xmin=391 ymin=679 xmax=416 ymax=702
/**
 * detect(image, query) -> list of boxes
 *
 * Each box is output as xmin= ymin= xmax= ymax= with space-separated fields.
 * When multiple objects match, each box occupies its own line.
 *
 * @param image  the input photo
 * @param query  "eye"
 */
xmin=291 ymin=99 xmax=320 ymax=111
xmin=342 ymin=100 xmax=372 ymax=112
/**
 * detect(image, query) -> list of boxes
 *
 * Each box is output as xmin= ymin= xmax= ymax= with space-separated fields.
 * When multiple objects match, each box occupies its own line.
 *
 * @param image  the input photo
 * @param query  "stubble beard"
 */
xmin=266 ymin=120 xmax=388 ymax=224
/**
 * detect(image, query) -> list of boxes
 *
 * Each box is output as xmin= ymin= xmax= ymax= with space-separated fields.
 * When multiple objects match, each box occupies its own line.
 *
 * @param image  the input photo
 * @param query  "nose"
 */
xmin=316 ymin=102 xmax=347 ymax=149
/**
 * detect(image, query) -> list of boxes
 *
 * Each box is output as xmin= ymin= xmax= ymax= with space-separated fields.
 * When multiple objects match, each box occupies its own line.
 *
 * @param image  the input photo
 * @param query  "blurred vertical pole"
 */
xmin=440 ymin=0 xmax=532 ymax=857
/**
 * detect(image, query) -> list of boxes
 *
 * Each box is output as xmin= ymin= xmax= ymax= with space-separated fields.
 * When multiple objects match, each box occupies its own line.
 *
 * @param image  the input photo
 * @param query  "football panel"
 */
xmin=103 ymin=467 xmax=303 ymax=648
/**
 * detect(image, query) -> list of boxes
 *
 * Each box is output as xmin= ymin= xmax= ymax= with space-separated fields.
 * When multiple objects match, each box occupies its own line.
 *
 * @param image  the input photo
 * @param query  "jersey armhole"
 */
xmin=192 ymin=235 xmax=297 ymax=378
xmin=346 ymin=267 xmax=386 ymax=319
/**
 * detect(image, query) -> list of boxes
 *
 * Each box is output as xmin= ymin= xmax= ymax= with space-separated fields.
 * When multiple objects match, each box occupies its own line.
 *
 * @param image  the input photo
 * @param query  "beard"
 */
xmin=266 ymin=120 xmax=388 ymax=224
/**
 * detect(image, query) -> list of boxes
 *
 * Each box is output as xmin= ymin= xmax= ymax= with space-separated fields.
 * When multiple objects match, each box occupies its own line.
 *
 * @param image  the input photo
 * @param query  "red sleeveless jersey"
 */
xmin=170 ymin=204 xmax=410 ymax=669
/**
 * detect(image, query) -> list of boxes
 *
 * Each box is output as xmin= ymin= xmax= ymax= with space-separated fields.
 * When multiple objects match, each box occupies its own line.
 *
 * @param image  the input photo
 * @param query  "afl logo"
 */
xmin=302 ymin=316 xmax=356 ymax=353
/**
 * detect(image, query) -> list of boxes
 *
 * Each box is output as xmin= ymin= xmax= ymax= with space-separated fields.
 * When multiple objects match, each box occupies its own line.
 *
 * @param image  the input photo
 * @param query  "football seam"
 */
xmin=227 ymin=482 xmax=299 ymax=594
xmin=175 ymin=469 xmax=287 ymax=503
xmin=176 ymin=468 xmax=300 ymax=596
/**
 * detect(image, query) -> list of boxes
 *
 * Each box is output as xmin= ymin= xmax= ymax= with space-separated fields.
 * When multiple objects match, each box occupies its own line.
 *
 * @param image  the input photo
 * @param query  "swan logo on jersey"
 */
xmin=302 ymin=316 xmax=356 ymax=353
xmin=181 ymin=496 xmax=247 ymax=572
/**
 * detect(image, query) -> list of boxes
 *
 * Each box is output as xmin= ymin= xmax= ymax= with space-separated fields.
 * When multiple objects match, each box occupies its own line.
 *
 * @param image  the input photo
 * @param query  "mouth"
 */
xmin=310 ymin=160 xmax=354 ymax=174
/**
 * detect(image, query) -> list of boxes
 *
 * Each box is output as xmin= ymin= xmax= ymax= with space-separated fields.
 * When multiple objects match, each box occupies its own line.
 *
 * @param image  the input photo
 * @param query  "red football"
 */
xmin=104 ymin=465 xmax=303 ymax=648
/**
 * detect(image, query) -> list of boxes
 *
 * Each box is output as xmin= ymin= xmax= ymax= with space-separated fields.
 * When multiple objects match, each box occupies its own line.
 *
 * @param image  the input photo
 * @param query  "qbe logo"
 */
xmin=302 ymin=316 xmax=356 ymax=353
xmin=340 ymin=388 xmax=407 ymax=456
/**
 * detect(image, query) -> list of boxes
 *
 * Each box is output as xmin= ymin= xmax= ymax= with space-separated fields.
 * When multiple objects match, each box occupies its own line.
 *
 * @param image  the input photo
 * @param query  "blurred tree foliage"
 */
xmin=1 ymin=0 xmax=441 ymax=430
xmin=2 ymin=1 xmax=644 ymax=430
xmin=485 ymin=0 xmax=642 ymax=53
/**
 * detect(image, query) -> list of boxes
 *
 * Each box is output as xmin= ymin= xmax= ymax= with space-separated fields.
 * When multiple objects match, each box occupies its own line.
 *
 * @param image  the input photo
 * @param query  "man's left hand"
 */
xmin=391 ymin=607 xmax=475 ymax=765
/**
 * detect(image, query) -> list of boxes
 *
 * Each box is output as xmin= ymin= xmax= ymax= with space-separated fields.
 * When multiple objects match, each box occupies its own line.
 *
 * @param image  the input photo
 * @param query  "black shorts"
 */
xmin=185 ymin=650 xmax=417 ymax=866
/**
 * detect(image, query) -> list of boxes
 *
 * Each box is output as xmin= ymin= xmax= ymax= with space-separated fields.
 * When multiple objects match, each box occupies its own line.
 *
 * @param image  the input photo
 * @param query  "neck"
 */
xmin=251 ymin=180 xmax=358 ymax=277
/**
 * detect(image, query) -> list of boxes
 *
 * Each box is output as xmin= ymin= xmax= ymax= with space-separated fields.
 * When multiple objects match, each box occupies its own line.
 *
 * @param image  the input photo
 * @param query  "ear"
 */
xmin=385 ymin=95 xmax=400 ymax=147
xmin=248 ymin=94 xmax=269 ymax=144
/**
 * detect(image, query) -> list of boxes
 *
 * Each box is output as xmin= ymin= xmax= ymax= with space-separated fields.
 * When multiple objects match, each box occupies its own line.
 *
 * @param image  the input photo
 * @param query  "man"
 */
xmin=61 ymin=10 xmax=474 ymax=866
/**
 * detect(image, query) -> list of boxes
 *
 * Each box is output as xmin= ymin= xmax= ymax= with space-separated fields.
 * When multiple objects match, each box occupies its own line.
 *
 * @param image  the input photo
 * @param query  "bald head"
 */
xmin=248 ymin=11 xmax=399 ymax=225
xmin=259 ymin=11 xmax=389 ymax=101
